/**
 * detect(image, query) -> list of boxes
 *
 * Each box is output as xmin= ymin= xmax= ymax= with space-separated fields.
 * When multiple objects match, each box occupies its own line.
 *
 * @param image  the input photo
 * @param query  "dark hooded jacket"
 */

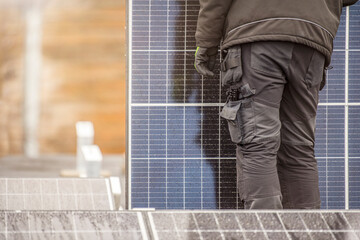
xmin=196 ymin=0 xmax=358 ymax=66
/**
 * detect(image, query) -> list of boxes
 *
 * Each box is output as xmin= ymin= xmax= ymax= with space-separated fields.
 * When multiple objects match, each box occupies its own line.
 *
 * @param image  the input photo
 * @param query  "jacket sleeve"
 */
xmin=195 ymin=0 xmax=233 ymax=48
xmin=343 ymin=0 xmax=359 ymax=7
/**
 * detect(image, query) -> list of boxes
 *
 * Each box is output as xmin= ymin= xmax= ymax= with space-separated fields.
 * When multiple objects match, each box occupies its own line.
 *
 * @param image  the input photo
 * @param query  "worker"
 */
xmin=195 ymin=0 xmax=359 ymax=209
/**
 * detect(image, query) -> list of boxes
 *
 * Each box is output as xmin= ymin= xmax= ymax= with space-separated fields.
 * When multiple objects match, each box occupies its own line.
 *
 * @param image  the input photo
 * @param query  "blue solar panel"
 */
xmin=349 ymin=107 xmax=360 ymax=208
xmin=315 ymin=106 xmax=346 ymax=209
xmin=128 ymin=0 xmax=360 ymax=210
xmin=334 ymin=13 xmax=346 ymax=49
xmin=349 ymin=52 xmax=360 ymax=102
xmin=348 ymin=2 xmax=360 ymax=209
xmin=319 ymin=51 xmax=346 ymax=103
xmin=349 ymin=3 xmax=360 ymax=49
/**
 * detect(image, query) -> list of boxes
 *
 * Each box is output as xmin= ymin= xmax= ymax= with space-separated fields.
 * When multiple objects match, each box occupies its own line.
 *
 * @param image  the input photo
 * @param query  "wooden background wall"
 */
xmin=0 ymin=0 xmax=126 ymax=156
xmin=0 ymin=6 xmax=25 ymax=155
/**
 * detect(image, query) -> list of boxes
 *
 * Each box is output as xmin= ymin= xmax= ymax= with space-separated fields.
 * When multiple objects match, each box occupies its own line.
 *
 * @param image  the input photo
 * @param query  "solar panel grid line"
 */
xmin=281 ymin=212 xmax=311 ymax=240
xmin=147 ymin=212 xmax=160 ymax=240
xmin=131 ymin=49 xmax=360 ymax=52
xmin=165 ymin=0 xmax=170 ymax=210
xmin=71 ymin=209 xmax=79 ymax=240
xmin=56 ymin=179 xmax=62 ymax=210
xmin=137 ymin=212 xmax=150 ymax=240
xmin=146 ymin=108 xmax=149 ymax=209
xmin=218 ymin=52 xmax=223 ymax=209
xmin=70 ymin=179 xmax=78 ymax=210
xmin=147 ymin=229 xmax=360 ymax=234
xmin=320 ymin=212 xmax=337 ymax=240
xmin=325 ymin=99 xmax=329 ymax=212
xmin=183 ymin=0 xmax=188 ymax=210
xmin=212 ymin=213 xmax=225 ymax=240
xmin=218 ymin=110 xmax=222 ymax=209
xmin=127 ymin=0 xmax=133 ymax=210
xmin=232 ymin=213 xmax=247 ymax=239
xmin=5 ymin=211 xmax=7 ymax=240
xmin=254 ymin=213 xmax=270 ymax=240
xmin=106 ymin=178 xmax=114 ymax=210
xmin=131 ymin=156 xmax=355 ymax=159
xmin=38 ymin=178 xmax=44 ymax=210
xmin=191 ymin=212 xmax=204 ymax=240
xmin=27 ymin=212 xmax=31 ymax=239
xmin=170 ymin=213 xmax=182 ymax=239
xmin=5 ymin=179 xmax=8 ymax=212
xmin=345 ymin=6 xmax=350 ymax=210
xmin=147 ymin=0 xmax=151 ymax=211
xmin=275 ymin=212 xmax=292 ymax=240
xmin=200 ymin=106 xmax=203 ymax=209
xmin=90 ymin=179 xmax=96 ymax=211
xmin=131 ymin=102 xmax=360 ymax=107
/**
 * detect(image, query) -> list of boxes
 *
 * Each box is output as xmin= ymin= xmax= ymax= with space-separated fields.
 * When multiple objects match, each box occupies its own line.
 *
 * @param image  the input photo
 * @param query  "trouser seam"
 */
xmin=287 ymin=200 xmax=321 ymax=208
xmin=238 ymin=135 xmax=279 ymax=145
xmin=254 ymin=98 xmax=279 ymax=108
xmin=280 ymin=139 xmax=313 ymax=146
xmin=247 ymin=192 xmax=282 ymax=201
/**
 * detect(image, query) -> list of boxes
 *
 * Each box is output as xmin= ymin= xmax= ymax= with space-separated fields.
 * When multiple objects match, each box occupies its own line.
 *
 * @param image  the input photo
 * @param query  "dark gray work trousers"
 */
xmin=220 ymin=41 xmax=325 ymax=209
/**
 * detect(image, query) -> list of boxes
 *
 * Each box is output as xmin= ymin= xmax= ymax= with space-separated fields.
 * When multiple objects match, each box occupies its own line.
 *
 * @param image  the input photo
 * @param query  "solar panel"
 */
xmin=147 ymin=210 xmax=360 ymax=240
xmin=1 ymin=210 xmax=359 ymax=240
xmin=0 ymin=211 xmax=147 ymax=240
xmin=348 ymin=3 xmax=360 ymax=210
xmin=127 ymin=0 xmax=360 ymax=209
xmin=0 ymin=178 xmax=114 ymax=210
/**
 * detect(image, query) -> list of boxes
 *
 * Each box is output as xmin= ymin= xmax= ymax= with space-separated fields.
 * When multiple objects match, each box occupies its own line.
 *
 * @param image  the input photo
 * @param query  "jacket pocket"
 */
xmin=220 ymin=98 xmax=255 ymax=144
xmin=320 ymin=66 xmax=332 ymax=91
xmin=320 ymin=69 xmax=327 ymax=91
xmin=304 ymin=50 xmax=327 ymax=93
xmin=220 ymin=46 xmax=243 ymax=86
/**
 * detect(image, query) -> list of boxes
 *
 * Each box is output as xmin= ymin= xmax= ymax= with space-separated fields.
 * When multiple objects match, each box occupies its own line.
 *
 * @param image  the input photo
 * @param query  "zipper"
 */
xmin=227 ymin=17 xmax=334 ymax=39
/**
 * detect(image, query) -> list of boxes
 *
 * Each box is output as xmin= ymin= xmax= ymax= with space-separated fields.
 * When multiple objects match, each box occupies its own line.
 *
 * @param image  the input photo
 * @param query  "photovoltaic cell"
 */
xmin=128 ymin=0 xmax=360 ymax=209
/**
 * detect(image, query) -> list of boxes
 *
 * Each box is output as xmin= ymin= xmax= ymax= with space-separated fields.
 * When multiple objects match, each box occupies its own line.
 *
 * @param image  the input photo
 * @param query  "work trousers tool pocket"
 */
xmin=220 ymin=97 xmax=255 ymax=145
xmin=220 ymin=45 xmax=255 ymax=145
xmin=221 ymin=47 xmax=242 ymax=86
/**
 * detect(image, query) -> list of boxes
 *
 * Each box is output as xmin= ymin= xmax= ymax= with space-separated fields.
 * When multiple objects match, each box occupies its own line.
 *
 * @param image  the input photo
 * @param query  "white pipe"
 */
xmin=24 ymin=4 xmax=42 ymax=158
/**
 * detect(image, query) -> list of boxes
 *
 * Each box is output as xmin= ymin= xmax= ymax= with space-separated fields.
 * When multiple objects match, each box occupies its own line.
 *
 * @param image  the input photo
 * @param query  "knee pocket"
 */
xmin=220 ymin=98 xmax=255 ymax=144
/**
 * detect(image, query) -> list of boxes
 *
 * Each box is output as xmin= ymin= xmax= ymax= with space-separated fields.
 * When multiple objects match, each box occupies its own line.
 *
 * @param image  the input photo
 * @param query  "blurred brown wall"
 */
xmin=0 ymin=0 xmax=126 ymax=155
xmin=0 ymin=8 xmax=25 ymax=155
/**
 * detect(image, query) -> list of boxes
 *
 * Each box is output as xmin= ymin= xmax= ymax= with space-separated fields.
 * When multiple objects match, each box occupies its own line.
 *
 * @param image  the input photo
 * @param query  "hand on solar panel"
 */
xmin=194 ymin=46 xmax=218 ymax=77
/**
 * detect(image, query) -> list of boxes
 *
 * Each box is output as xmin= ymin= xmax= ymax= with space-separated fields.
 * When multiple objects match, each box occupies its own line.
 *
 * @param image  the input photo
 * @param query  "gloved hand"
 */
xmin=194 ymin=46 xmax=218 ymax=77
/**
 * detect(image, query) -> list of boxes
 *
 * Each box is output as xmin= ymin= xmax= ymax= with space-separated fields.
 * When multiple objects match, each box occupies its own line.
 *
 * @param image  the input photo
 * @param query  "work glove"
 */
xmin=194 ymin=46 xmax=218 ymax=77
